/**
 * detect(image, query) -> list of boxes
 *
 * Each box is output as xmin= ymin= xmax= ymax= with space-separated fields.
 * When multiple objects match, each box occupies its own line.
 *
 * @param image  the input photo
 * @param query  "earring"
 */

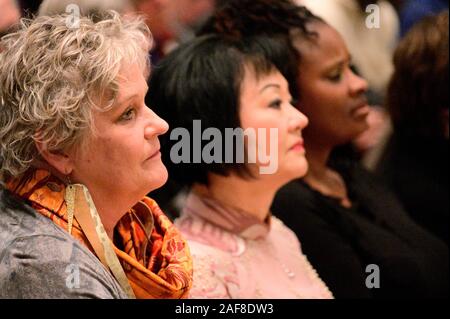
xmin=64 ymin=175 xmax=75 ymax=235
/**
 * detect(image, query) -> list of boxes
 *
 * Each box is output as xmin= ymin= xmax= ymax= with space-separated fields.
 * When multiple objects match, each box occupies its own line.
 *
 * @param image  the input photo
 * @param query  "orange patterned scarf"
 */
xmin=6 ymin=170 xmax=193 ymax=299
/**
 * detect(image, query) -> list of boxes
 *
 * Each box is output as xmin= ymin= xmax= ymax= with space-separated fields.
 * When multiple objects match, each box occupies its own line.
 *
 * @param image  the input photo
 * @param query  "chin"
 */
xmin=295 ymin=162 xmax=309 ymax=179
xmin=280 ymin=160 xmax=309 ymax=183
xmin=151 ymin=166 xmax=169 ymax=191
xmin=355 ymin=120 xmax=370 ymax=133
xmin=350 ymin=127 xmax=370 ymax=141
xmin=337 ymin=125 xmax=368 ymax=145
xmin=291 ymin=156 xmax=308 ymax=176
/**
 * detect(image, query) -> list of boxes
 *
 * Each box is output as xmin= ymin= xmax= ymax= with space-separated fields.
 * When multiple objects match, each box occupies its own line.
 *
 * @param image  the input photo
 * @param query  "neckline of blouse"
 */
xmin=183 ymin=190 xmax=271 ymax=240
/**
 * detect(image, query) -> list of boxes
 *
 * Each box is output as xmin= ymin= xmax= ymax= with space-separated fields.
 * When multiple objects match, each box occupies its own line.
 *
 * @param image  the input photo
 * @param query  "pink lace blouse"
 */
xmin=175 ymin=192 xmax=333 ymax=299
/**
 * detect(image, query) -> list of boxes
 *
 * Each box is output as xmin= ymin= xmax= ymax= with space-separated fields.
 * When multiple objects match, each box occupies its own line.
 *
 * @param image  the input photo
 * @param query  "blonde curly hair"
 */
xmin=0 ymin=10 xmax=152 ymax=180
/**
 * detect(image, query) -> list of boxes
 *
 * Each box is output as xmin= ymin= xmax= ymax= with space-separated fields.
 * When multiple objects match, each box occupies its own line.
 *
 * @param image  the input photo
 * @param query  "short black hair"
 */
xmin=198 ymin=0 xmax=323 ymax=101
xmin=147 ymin=34 xmax=284 ymax=186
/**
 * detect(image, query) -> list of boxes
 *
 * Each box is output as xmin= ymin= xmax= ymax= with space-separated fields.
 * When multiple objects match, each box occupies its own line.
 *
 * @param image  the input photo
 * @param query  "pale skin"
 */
xmin=36 ymin=63 xmax=169 ymax=239
xmin=194 ymin=69 xmax=308 ymax=222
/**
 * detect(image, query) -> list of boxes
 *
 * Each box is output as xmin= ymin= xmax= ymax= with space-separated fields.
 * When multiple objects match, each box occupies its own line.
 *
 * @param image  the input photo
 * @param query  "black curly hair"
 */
xmin=201 ymin=0 xmax=320 ymax=38
xmin=198 ymin=0 xmax=324 ymax=101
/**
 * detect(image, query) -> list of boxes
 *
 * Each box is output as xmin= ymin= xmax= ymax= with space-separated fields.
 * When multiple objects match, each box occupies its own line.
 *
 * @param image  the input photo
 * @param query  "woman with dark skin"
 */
xmin=200 ymin=0 xmax=448 ymax=298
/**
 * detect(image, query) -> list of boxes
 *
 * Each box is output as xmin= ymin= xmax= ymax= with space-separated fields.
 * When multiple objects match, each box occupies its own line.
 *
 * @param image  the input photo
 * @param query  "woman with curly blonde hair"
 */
xmin=0 ymin=11 xmax=192 ymax=299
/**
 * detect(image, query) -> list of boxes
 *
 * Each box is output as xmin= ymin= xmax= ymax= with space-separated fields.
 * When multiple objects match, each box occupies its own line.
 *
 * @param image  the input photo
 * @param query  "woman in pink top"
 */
xmin=147 ymin=35 xmax=333 ymax=299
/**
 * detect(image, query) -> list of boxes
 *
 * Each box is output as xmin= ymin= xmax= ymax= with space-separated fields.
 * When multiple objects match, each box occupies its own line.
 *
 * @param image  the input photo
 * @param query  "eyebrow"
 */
xmin=325 ymin=54 xmax=352 ymax=71
xmin=259 ymin=83 xmax=281 ymax=93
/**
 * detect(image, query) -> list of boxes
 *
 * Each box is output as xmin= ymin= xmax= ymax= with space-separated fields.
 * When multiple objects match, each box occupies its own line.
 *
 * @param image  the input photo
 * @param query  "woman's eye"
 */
xmin=269 ymin=99 xmax=283 ymax=109
xmin=328 ymin=72 xmax=342 ymax=82
xmin=120 ymin=108 xmax=136 ymax=121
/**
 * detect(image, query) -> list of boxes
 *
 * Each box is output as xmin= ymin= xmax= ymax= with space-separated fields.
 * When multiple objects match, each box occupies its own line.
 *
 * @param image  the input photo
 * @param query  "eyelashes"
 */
xmin=268 ymin=97 xmax=297 ymax=109
xmin=269 ymin=99 xmax=283 ymax=109
xmin=119 ymin=107 xmax=136 ymax=121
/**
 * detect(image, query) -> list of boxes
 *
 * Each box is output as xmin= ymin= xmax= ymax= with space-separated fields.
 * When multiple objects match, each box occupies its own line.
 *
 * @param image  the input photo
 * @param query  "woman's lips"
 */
xmin=351 ymin=103 xmax=371 ymax=118
xmin=145 ymin=149 xmax=161 ymax=161
xmin=289 ymin=140 xmax=305 ymax=152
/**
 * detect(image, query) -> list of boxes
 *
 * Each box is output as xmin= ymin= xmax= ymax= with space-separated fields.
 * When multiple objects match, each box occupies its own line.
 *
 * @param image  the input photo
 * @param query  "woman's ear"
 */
xmin=34 ymin=139 xmax=74 ymax=176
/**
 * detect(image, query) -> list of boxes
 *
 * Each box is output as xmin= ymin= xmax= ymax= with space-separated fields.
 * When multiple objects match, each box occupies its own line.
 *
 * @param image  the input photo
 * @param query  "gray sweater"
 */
xmin=0 ymin=188 xmax=127 ymax=299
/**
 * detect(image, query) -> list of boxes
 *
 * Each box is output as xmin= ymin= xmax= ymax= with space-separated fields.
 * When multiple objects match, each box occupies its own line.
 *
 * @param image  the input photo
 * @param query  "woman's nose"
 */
xmin=349 ymin=70 xmax=369 ymax=96
xmin=144 ymin=107 xmax=169 ymax=139
xmin=289 ymin=104 xmax=309 ymax=132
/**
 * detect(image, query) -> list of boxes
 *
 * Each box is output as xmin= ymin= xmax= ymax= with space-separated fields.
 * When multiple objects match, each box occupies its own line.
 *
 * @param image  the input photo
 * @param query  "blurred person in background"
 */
xmin=399 ymin=0 xmax=448 ymax=36
xmin=0 ymin=0 xmax=20 ymax=38
xmin=38 ymin=0 xmax=136 ymax=17
xmin=376 ymin=11 xmax=449 ymax=245
xmin=135 ymin=0 xmax=215 ymax=63
xmin=37 ymin=0 xmax=215 ymax=63
xmin=163 ymin=0 xmax=215 ymax=42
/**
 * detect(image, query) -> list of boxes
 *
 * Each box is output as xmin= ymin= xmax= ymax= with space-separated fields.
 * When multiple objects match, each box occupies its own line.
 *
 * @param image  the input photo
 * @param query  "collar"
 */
xmin=183 ymin=190 xmax=271 ymax=240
